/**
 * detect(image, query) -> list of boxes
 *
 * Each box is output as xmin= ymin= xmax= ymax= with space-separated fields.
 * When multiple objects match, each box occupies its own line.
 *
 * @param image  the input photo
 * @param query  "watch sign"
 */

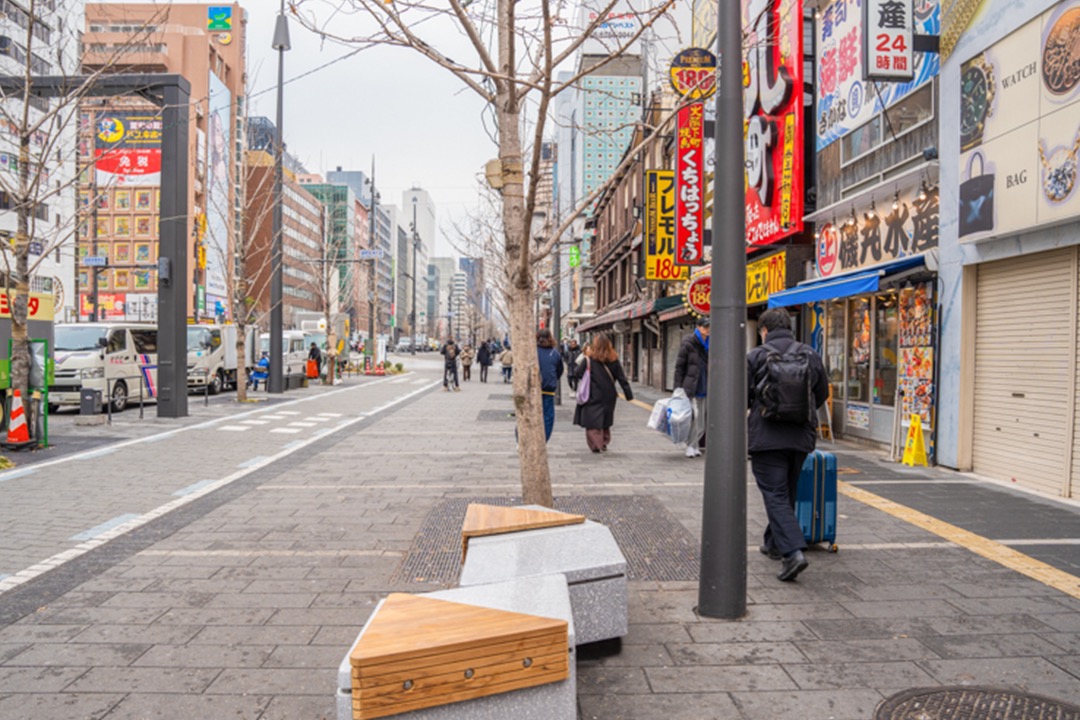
xmin=675 ymin=103 xmax=706 ymax=266
xmin=742 ymin=0 xmax=804 ymax=248
xmin=863 ymin=0 xmax=915 ymax=81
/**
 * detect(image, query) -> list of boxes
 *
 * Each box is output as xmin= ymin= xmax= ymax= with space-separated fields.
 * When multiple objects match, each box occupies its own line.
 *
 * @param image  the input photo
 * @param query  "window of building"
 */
xmin=847 ymin=298 xmax=871 ymax=403
xmin=841 ymin=82 xmax=934 ymax=165
xmin=826 ymin=301 xmax=845 ymax=401
xmin=874 ymin=295 xmax=898 ymax=405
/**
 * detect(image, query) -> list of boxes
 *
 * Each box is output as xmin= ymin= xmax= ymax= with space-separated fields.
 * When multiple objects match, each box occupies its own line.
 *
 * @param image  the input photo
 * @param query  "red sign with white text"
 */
xmin=675 ymin=103 xmax=706 ymax=266
xmin=742 ymin=0 xmax=804 ymax=249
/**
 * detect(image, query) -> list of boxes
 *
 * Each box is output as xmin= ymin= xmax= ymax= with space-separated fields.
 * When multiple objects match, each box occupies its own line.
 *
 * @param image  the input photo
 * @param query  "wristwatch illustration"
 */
xmin=961 ymin=53 xmax=995 ymax=152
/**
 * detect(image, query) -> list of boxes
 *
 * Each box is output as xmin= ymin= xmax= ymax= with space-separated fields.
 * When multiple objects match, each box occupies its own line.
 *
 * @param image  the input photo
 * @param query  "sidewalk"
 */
xmin=0 ymin=364 xmax=1076 ymax=719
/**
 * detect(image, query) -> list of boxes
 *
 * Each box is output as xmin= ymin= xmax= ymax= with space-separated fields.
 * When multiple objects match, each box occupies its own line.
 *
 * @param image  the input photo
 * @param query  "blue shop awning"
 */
xmin=767 ymin=254 xmax=928 ymax=308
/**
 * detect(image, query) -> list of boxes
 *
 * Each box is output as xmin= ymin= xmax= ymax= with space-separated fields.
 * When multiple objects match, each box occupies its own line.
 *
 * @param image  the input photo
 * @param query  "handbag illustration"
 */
xmin=959 ymin=151 xmax=995 ymax=237
xmin=576 ymin=359 xmax=591 ymax=403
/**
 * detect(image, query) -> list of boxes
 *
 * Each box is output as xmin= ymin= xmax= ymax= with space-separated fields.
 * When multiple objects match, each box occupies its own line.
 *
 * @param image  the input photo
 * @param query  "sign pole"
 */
xmin=698 ymin=0 xmax=747 ymax=619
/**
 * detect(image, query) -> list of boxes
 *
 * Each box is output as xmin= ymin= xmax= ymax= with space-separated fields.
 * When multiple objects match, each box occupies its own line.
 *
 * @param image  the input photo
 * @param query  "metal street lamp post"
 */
xmin=367 ymin=159 xmax=379 ymax=362
xmin=268 ymin=0 xmax=290 ymax=394
xmin=411 ymin=198 xmax=418 ymax=355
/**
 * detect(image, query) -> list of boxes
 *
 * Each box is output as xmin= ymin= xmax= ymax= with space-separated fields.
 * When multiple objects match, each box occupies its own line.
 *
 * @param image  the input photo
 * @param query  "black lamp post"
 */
xmin=268 ymin=0 xmax=290 ymax=394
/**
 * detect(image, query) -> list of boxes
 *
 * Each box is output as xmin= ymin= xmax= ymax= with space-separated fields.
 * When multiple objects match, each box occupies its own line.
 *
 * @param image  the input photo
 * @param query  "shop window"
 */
xmin=874 ymin=295 xmax=898 ymax=406
xmin=827 ymin=301 xmax=845 ymax=402
xmin=847 ymin=298 xmax=871 ymax=403
xmin=884 ymin=83 xmax=933 ymax=136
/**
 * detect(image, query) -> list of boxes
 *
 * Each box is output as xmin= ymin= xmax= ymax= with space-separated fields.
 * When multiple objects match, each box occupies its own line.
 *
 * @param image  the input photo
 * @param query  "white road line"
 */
xmin=0 ymin=378 xmax=398 ymax=483
xmin=413 ymin=379 xmax=429 ymax=385
xmin=260 ymin=415 xmax=288 ymax=420
xmin=219 ymin=425 xmax=252 ymax=432
xmin=70 ymin=514 xmax=141 ymax=542
xmin=270 ymin=428 xmax=302 ymax=434
xmin=0 ymin=379 xmax=441 ymax=596
xmin=277 ymin=410 xmax=301 ymax=416
xmin=317 ymin=412 xmax=343 ymax=417
xmin=305 ymin=417 xmax=331 ymax=422
xmin=288 ymin=422 xmax=317 ymax=428
xmin=240 ymin=419 xmax=270 ymax=425
xmin=996 ymin=538 xmax=1080 ymax=546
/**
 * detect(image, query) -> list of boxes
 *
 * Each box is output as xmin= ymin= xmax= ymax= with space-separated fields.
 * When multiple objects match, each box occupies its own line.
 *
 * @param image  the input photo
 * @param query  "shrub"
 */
xmin=394 ymin=362 xmax=404 ymax=373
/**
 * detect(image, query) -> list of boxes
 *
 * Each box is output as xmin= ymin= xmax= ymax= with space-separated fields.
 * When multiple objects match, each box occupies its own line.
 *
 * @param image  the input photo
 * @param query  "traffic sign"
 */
xmin=358 ymin=249 xmax=385 ymax=260
xmin=81 ymin=256 xmax=108 ymax=267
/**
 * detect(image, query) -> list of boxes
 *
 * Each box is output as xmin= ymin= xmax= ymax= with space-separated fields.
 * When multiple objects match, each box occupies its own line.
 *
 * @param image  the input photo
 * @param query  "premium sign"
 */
xmin=670 ymin=47 xmax=718 ymax=100
xmin=645 ymin=170 xmax=689 ymax=281
xmin=683 ymin=270 xmax=711 ymax=318
xmin=675 ymin=103 xmax=706 ymax=266
xmin=746 ymin=251 xmax=787 ymax=305
xmin=94 ymin=113 xmax=162 ymax=187
xmin=863 ymin=0 xmax=915 ymax=81
xmin=743 ymin=0 xmax=804 ymax=247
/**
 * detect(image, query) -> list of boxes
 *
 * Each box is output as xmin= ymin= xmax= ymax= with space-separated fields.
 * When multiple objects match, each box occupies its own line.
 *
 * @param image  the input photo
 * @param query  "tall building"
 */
xmin=450 ymin=270 xmax=467 ymax=341
xmin=401 ymin=188 xmax=433 ymax=337
xmin=80 ymin=2 xmax=247 ymax=321
xmin=0 ymin=0 xmax=82 ymax=320
xmin=428 ymin=256 xmax=457 ymax=338
xmin=302 ymin=183 xmax=365 ymax=326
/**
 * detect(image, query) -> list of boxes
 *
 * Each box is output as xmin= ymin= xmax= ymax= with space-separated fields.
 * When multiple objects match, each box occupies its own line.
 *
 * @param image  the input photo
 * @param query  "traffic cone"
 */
xmin=7 ymin=390 xmax=30 ymax=445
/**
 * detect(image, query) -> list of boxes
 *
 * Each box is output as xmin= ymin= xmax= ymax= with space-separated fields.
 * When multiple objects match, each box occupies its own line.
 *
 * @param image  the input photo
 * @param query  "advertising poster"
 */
xmin=816 ymin=0 xmax=940 ymax=149
xmin=743 ymin=0 xmax=804 ymax=246
xmin=675 ymin=103 xmax=706 ymax=266
xmin=644 ymin=170 xmax=689 ymax=281
xmin=94 ymin=112 xmax=162 ymax=187
xmin=898 ymin=281 xmax=935 ymax=459
xmin=746 ymin=251 xmax=787 ymax=305
xmin=206 ymin=71 xmax=231 ymax=306
xmin=958 ymin=1 xmax=1080 ymax=243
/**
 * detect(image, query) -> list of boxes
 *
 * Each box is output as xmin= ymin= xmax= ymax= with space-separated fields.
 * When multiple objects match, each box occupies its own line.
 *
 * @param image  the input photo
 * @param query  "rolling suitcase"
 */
xmin=796 ymin=449 xmax=838 ymax=552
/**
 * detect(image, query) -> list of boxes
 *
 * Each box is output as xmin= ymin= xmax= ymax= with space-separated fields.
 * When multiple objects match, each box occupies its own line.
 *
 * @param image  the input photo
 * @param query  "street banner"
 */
xmin=94 ymin=113 xmax=162 ymax=187
xmin=675 ymin=103 xmax=705 ymax=266
xmin=743 ymin=0 xmax=804 ymax=248
xmin=645 ymin=170 xmax=688 ymax=281
xmin=863 ymin=0 xmax=915 ymax=81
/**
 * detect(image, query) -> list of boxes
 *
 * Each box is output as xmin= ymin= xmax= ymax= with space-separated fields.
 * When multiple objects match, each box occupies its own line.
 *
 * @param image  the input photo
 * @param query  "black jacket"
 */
xmin=440 ymin=342 xmax=459 ymax=367
xmin=746 ymin=328 xmax=829 ymax=454
xmin=477 ymin=343 xmax=492 ymax=367
xmin=673 ymin=331 xmax=708 ymax=398
xmin=572 ymin=356 xmax=633 ymax=430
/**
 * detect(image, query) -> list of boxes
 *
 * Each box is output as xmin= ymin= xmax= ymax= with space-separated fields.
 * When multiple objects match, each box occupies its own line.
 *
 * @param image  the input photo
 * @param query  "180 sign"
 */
xmin=670 ymin=47 xmax=718 ymax=100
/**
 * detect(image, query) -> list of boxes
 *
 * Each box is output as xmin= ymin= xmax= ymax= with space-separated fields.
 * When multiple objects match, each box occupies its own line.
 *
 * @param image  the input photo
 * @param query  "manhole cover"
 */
xmin=875 ymin=687 xmax=1080 ymax=720
xmin=391 ymin=495 xmax=700 ymax=586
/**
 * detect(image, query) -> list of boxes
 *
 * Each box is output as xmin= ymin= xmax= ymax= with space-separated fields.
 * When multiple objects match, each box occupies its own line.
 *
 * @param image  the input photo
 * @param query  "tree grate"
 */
xmin=875 ymin=687 xmax=1080 ymax=720
xmin=390 ymin=495 xmax=700 ymax=587
xmin=476 ymin=409 xmax=515 ymax=422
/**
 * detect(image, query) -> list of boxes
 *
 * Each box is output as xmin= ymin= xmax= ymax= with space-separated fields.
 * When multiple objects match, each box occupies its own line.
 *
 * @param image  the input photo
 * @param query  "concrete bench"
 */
xmin=459 ymin=511 xmax=627 ymax=647
xmin=337 ymin=574 xmax=576 ymax=720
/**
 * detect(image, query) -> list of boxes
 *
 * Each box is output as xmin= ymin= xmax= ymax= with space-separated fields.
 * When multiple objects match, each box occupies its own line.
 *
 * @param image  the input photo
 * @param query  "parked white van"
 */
xmin=51 ymin=323 xmax=158 ymax=412
xmin=258 ymin=330 xmax=307 ymax=377
xmin=187 ymin=324 xmax=257 ymax=394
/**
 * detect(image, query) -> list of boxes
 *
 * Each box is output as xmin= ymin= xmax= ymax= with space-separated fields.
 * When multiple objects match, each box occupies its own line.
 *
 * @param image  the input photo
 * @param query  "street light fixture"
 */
xmin=410 ymin=196 xmax=418 ymax=356
xmin=268 ymin=0 xmax=290 ymax=394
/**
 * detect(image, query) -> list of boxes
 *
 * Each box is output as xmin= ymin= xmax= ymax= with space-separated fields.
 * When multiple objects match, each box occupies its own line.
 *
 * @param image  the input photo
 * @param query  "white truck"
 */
xmin=187 ymin=324 xmax=257 ymax=394
xmin=51 ymin=323 xmax=159 ymax=412
xmin=258 ymin=330 xmax=308 ymax=377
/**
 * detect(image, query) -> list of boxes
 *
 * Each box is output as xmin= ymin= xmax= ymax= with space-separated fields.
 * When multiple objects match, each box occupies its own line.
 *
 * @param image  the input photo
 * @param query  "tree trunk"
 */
xmin=498 ymin=0 xmax=552 ymax=508
xmin=10 ymin=129 xmax=32 ymax=408
xmin=235 ymin=326 xmax=248 ymax=402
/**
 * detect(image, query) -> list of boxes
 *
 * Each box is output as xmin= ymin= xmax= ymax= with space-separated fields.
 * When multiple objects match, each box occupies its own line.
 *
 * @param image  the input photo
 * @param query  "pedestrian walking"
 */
xmin=460 ymin=344 xmax=475 ymax=382
xmin=477 ymin=341 xmax=492 ymax=383
xmin=572 ymin=334 xmax=633 ymax=453
xmin=536 ymin=329 xmax=564 ymax=441
xmin=499 ymin=347 xmax=514 ymax=383
xmin=307 ymin=342 xmax=323 ymax=381
xmin=441 ymin=337 xmax=461 ymax=391
xmin=673 ymin=317 xmax=710 ymax=458
xmin=563 ymin=339 xmax=581 ymax=391
xmin=747 ymin=308 xmax=829 ymax=582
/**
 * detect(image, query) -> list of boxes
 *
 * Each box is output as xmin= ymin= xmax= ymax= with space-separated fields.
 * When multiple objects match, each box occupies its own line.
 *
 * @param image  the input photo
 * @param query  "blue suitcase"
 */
xmin=796 ymin=450 xmax=838 ymax=552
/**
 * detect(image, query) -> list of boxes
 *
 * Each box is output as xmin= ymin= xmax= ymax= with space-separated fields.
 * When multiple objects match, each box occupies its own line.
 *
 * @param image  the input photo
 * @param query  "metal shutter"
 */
xmin=973 ymin=247 xmax=1075 ymax=496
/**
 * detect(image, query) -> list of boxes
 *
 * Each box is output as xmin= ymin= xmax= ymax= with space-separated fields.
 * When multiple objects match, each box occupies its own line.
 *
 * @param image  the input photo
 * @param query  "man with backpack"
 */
xmin=441 ymin=338 xmax=461 ymax=391
xmin=747 ymin=308 xmax=829 ymax=582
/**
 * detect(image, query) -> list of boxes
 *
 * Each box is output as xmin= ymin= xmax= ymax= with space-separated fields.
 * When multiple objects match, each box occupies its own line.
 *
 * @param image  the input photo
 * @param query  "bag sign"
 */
xmin=862 ymin=0 xmax=914 ymax=81
xmin=675 ymin=103 xmax=706 ymax=266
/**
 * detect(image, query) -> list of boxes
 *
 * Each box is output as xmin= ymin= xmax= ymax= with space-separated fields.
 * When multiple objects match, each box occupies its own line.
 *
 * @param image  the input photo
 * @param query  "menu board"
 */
xmin=898 ymin=281 xmax=935 ymax=429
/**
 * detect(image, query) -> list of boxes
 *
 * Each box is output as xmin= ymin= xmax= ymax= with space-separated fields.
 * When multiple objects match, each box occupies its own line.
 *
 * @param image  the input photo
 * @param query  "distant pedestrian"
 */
xmin=563 ymin=338 xmax=581 ymax=391
xmin=536 ymin=329 xmax=564 ymax=441
xmin=673 ymin=317 xmax=710 ymax=458
xmin=460 ymin=344 xmax=475 ymax=382
xmin=572 ymin=334 xmax=633 ymax=453
xmin=441 ymin=337 xmax=461 ymax=391
xmin=249 ymin=351 xmax=270 ymax=391
xmin=747 ymin=308 xmax=829 ymax=583
xmin=477 ymin=341 xmax=492 ymax=383
xmin=499 ymin=347 xmax=514 ymax=383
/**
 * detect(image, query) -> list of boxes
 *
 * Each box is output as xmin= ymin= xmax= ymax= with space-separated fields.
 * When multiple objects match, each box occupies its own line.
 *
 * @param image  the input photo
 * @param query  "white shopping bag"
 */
xmin=666 ymin=389 xmax=693 ymax=446
xmin=647 ymin=397 xmax=671 ymax=434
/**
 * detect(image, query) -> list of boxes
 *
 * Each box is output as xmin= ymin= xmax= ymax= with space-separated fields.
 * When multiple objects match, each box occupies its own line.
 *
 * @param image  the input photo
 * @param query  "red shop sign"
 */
xmin=675 ymin=102 xmax=706 ymax=266
xmin=684 ymin=270 xmax=711 ymax=318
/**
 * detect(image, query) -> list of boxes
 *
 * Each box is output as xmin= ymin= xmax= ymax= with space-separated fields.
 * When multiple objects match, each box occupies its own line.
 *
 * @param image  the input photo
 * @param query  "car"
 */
xmin=394 ymin=339 xmax=413 ymax=353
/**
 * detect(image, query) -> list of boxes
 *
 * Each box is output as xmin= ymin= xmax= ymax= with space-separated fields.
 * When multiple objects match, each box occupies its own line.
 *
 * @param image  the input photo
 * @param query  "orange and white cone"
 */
xmin=7 ymin=390 xmax=29 ymax=445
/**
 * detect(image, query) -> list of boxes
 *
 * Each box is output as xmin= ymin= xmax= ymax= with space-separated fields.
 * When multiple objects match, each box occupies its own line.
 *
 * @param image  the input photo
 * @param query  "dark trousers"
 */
xmin=444 ymin=365 xmax=459 ymax=388
xmin=502 ymin=367 xmax=512 ymax=383
xmin=480 ymin=365 xmax=489 ymax=382
xmin=750 ymin=449 xmax=808 ymax=556
xmin=463 ymin=364 xmax=472 ymax=381
xmin=542 ymin=393 xmax=555 ymax=441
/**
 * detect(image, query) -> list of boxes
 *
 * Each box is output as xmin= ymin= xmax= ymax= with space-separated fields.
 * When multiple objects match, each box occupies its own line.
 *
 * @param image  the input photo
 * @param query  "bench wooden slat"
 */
xmin=461 ymin=504 xmax=585 ymax=558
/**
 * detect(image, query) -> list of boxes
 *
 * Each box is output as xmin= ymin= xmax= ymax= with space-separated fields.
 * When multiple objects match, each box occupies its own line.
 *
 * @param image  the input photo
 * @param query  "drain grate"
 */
xmin=391 ymin=495 xmax=700 ymax=586
xmin=875 ymin=687 xmax=1080 ymax=720
xmin=487 ymin=393 xmax=515 ymax=401
xmin=477 ymin=409 xmax=515 ymax=422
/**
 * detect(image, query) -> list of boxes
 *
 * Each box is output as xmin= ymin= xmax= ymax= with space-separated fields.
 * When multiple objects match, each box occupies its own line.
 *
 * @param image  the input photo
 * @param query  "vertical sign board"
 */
xmin=94 ymin=113 xmax=163 ymax=186
xmin=742 ymin=0 xmax=804 ymax=249
xmin=675 ymin=103 xmax=706 ymax=266
xmin=645 ymin=170 xmax=689 ymax=281
xmin=863 ymin=0 xmax=915 ymax=81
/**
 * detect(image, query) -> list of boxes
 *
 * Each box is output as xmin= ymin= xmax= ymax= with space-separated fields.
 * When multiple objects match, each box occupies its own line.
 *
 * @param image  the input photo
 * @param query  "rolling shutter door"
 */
xmin=972 ymin=247 xmax=1075 ymax=496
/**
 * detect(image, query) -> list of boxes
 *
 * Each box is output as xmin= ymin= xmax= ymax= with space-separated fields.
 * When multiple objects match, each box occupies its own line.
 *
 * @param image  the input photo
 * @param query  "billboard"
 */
xmin=743 ymin=0 xmax=804 ymax=247
xmin=816 ymin=0 xmax=940 ymax=149
xmin=675 ymin=103 xmax=706 ymax=265
xmin=94 ymin=113 xmax=162 ymax=187
xmin=645 ymin=170 xmax=689 ymax=281
xmin=578 ymin=1 xmax=642 ymax=56
xmin=205 ymin=71 xmax=231 ymax=306
xmin=957 ymin=1 xmax=1080 ymax=242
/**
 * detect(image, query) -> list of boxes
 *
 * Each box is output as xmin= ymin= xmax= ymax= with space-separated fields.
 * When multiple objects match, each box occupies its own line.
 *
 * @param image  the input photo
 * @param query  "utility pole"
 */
xmin=698 ymin=0 xmax=747 ymax=619
xmin=411 ymin=197 xmax=418 ymax=355
xmin=268 ymin=0 xmax=290 ymax=394
xmin=367 ymin=158 xmax=378 ymax=364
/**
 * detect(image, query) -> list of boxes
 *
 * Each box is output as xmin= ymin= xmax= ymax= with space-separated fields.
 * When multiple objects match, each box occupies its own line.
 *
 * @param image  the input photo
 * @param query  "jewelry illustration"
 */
xmin=1042 ymin=6 xmax=1080 ymax=97
xmin=1038 ymin=124 xmax=1080 ymax=203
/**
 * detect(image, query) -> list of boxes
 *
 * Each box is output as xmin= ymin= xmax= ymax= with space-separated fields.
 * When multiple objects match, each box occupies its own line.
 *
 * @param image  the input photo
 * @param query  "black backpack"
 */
xmin=754 ymin=341 xmax=814 ymax=424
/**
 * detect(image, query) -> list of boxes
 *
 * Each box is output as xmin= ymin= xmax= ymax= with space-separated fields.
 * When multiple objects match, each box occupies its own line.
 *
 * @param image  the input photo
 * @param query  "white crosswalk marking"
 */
xmin=306 ymin=417 xmax=330 ymax=422
xmin=219 ymin=425 xmax=252 ymax=432
xmin=289 ymin=422 xmax=317 ymax=428
xmin=277 ymin=410 xmax=301 ymax=415
xmin=241 ymin=419 xmax=270 ymax=425
xmin=270 ymin=427 xmax=302 ymax=434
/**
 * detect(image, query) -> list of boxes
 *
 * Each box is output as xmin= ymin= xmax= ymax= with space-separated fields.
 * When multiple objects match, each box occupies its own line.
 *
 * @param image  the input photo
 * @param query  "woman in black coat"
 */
xmin=572 ymin=335 xmax=633 ymax=453
xmin=476 ymin=342 xmax=492 ymax=383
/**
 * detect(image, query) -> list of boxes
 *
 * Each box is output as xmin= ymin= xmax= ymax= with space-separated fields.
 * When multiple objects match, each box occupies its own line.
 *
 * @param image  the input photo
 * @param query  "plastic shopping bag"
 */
xmin=647 ymin=397 xmax=671 ymax=434
xmin=666 ymin=388 xmax=693 ymax=446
